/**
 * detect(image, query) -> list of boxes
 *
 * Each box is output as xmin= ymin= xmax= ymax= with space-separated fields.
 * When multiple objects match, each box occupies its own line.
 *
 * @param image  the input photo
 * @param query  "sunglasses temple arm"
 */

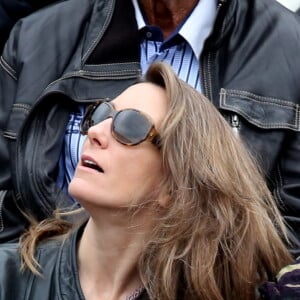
xmin=148 ymin=128 xmax=161 ymax=147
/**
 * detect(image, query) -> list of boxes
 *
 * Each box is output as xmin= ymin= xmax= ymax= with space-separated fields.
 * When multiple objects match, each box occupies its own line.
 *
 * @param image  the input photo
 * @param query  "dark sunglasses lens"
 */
xmin=82 ymin=102 xmax=112 ymax=133
xmin=113 ymin=110 xmax=152 ymax=145
xmin=91 ymin=102 xmax=112 ymax=125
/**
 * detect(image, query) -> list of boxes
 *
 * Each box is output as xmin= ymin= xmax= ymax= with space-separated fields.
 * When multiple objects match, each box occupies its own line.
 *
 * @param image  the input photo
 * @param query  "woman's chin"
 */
xmin=68 ymin=177 xmax=88 ymax=201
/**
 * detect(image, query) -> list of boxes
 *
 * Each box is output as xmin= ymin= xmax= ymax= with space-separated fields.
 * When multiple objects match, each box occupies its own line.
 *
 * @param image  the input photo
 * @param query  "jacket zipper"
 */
xmin=217 ymin=0 xmax=227 ymax=9
xmin=201 ymin=0 xmax=227 ymax=100
xmin=230 ymin=114 xmax=240 ymax=135
xmin=202 ymin=1 xmax=240 ymax=137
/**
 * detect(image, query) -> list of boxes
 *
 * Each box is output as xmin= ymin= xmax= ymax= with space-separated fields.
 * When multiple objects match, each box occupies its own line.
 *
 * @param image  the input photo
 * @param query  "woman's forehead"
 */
xmin=112 ymin=82 xmax=166 ymax=108
xmin=111 ymin=83 xmax=168 ymax=121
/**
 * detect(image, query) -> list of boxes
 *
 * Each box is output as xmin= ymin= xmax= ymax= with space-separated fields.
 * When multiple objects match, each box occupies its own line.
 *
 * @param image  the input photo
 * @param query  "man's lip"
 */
xmin=80 ymin=154 xmax=104 ymax=173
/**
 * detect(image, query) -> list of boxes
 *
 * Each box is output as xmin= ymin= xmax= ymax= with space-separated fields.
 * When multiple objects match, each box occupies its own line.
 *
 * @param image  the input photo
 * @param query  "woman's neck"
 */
xmin=138 ymin=0 xmax=199 ymax=39
xmin=77 ymin=216 xmax=151 ymax=300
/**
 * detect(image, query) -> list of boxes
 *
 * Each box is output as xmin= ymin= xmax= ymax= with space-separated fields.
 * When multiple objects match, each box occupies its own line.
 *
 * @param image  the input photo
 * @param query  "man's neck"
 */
xmin=138 ymin=0 xmax=199 ymax=39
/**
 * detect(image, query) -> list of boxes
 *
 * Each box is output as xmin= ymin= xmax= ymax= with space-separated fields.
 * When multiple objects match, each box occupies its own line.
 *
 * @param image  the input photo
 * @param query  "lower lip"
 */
xmin=76 ymin=165 xmax=104 ymax=175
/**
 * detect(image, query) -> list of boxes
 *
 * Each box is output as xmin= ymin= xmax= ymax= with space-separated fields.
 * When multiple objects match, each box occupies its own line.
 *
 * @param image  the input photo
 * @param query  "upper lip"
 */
xmin=81 ymin=154 xmax=104 ymax=173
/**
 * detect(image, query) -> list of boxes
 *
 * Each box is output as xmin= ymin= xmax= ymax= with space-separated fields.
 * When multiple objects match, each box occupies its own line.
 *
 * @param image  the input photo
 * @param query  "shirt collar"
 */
xmin=132 ymin=0 xmax=147 ymax=29
xmin=131 ymin=0 xmax=218 ymax=58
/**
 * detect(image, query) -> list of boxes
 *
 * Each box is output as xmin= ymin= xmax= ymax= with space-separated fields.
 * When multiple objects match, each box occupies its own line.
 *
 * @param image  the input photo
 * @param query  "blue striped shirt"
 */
xmin=57 ymin=0 xmax=217 ymax=199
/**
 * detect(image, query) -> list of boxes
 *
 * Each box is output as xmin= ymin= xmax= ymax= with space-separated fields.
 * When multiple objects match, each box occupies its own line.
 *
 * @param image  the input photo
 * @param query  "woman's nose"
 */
xmin=86 ymin=119 xmax=111 ymax=148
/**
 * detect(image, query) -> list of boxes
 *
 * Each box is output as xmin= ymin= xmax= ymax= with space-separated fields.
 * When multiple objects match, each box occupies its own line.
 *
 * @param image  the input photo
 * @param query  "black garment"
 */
xmin=0 ymin=224 xmax=299 ymax=299
xmin=0 ymin=0 xmax=300 ymax=256
xmin=0 ymin=225 xmax=149 ymax=300
xmin=0 ymin=0 xmax=64 ymax=53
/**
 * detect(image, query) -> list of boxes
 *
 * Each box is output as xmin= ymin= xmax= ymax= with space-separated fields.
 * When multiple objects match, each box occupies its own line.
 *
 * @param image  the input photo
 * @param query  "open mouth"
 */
xmin=82 ymin=159 xmax=104 ymax=173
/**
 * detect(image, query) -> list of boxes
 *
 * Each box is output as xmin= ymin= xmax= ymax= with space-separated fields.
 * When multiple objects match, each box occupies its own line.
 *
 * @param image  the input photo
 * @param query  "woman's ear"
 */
xmin=157 ymin=191 xmax=171 ymax=208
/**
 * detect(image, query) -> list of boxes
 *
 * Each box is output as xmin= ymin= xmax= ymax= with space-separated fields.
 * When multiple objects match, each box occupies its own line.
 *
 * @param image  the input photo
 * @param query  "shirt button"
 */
xmin=146 ymin=31 xmax=152 ymax=38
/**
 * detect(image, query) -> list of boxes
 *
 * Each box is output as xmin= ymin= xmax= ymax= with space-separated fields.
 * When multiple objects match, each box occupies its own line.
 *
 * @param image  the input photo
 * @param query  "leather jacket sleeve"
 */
xmin=213 ymin=1 xmax=300 ymax=257
xmin=0 ymin=21 xmax=29 ymax=242
xmin=218 ymin=89 xmax=300 ymax=258
xmin=277 ymin=130 xmax=300 ymax=257
xmin=0 ymin=0 xmax=32 ymax=53
xmin=0 ymin=0 xmax=95 ymax=242
xmin=0 ymin=0 xmax=65 ymax=53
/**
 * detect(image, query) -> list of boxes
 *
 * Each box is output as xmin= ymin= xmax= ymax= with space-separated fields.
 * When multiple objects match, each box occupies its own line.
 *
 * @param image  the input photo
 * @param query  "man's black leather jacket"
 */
xmin=0 ymin=0 xmax=299 ymax=255
xmin=0 ymin=0 xmax=64 ymax=53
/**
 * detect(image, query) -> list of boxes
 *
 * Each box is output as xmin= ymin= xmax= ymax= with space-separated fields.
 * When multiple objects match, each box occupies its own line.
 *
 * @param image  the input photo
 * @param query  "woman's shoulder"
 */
xmin=0 ymin=238 xmax=63 ymax=271
xmin=0 ymin=241 xmax=22 ymax=266
xmin=259 ymin=257 xmax=300 ymax=299
xmin=0 ymin=238 xmax=67 ymax=299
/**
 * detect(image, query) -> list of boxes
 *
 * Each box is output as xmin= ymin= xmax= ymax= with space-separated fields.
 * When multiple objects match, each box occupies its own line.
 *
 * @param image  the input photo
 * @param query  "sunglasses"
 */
xmin=80 ymin=101 xmax=161 ymax=147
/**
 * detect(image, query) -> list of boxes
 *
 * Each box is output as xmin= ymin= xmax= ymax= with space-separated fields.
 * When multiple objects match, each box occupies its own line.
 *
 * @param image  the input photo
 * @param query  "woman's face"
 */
xmin=69 ymin=82 xmax=167 ymax=212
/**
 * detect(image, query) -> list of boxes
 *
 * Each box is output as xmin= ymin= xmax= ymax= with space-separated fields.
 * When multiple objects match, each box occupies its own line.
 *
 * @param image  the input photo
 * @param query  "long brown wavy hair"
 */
xmin=20 ymin=62 xmax=292 ymax=299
